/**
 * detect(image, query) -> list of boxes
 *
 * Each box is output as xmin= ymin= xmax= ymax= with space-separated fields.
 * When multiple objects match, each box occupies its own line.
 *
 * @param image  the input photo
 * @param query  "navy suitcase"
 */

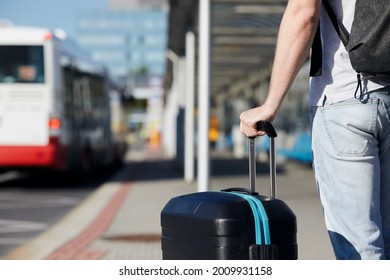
xmin=161 ymin=122 xmax=298 ymax=260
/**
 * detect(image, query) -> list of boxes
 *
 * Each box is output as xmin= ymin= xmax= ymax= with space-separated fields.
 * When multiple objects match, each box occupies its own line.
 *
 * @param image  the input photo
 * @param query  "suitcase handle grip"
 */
xmin=249 ymin=121 xmax=277 ymax=198
xmin=255 ymin=121 xmax=277 ymax=138
xmin=221 ymin=187 xmax=258 ymax=196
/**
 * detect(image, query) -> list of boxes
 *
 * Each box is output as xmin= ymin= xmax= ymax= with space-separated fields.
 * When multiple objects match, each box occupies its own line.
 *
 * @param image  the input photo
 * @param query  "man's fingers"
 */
xmin=240 ymin=122 xmax=260 ymax=137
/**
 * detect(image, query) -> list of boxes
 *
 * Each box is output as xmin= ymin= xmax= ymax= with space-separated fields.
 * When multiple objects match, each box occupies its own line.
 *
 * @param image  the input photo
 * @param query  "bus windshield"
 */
xmin=0 ymin=45 xmax=45 ymax=83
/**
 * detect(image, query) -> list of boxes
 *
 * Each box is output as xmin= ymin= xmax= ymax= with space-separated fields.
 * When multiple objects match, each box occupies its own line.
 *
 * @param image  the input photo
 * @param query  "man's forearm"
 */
xmin=240 ymin=0 xmax=321 ymax=137
xmin=264 ymin=0 xmax=321 ymax=117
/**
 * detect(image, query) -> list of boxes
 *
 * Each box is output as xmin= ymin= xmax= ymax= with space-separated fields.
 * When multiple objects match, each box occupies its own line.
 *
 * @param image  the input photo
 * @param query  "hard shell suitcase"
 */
xmin=160 ymin=121 xmax=298 ymax=260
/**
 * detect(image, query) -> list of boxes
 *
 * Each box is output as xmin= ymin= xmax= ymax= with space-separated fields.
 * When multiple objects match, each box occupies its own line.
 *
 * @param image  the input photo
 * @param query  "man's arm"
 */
xmin=240 ymin=0 xmax=321 ymax=137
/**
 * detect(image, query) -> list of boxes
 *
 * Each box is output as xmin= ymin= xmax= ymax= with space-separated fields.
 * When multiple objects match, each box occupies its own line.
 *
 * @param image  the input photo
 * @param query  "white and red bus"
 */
xmin=0 ymin=24 xmax=127 ymax=175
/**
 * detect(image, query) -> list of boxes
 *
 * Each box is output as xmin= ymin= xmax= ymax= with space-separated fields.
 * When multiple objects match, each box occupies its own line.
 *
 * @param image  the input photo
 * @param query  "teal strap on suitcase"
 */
xmin=226 ymin=192 xmax=271 ymax=245
xmin=223 ymin=122 xmax=280 ymax=259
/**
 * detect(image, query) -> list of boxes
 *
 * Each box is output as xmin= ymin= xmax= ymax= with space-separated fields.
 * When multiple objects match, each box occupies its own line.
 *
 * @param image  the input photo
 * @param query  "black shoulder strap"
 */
xmin=322 ymin=0 xmax=350 ymax=47
xmin=309 ymin=0 xmax=351 ymax=77
xmin=309 ymin=24 xmax=322 ymax=77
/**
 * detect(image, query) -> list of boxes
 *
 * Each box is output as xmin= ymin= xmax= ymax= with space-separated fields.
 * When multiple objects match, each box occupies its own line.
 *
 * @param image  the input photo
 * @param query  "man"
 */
xmin=239 ymin=0 xmax=390 ymax=259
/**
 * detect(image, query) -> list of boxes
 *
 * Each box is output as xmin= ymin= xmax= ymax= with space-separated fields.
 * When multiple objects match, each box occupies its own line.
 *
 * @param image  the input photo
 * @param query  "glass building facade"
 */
xmin=75 ymin=9 xmax=168 ymax=82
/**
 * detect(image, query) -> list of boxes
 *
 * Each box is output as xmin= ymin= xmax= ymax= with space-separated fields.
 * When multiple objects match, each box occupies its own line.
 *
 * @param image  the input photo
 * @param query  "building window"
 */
xmin=78 ymin=35 xmax=124 ymax=46
xmin=144 ymin=19 xmax=155 ymax=30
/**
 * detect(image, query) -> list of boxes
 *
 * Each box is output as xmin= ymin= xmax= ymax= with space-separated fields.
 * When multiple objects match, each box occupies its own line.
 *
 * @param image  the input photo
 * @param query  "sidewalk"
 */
xmin=3 ymin=144 xmax=335 ymax=260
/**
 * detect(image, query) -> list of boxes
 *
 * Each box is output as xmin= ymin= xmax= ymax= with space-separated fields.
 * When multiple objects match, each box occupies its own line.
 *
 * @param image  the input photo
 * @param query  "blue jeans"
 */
xmin=311 ymin=86 xmax=390 ymax=260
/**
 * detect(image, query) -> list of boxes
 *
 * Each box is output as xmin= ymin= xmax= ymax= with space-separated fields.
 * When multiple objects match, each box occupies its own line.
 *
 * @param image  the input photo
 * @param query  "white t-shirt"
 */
xmin=309 ymin=0 xmax=390 ymax=106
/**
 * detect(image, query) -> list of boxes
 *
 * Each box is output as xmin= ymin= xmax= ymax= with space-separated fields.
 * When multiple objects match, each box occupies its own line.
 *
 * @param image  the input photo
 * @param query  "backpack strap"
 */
xmin=322 ymin=0 xmax=350 ymax=47
xmin=310 ymin=0 xmax=350 ymax=77
xmin=323 ymin=0 xmax=363 ymax=98
xmin=310 ymin=0 xmax=363 ymax=98
xmin=309 ymin=24 xmax=323 ymax=77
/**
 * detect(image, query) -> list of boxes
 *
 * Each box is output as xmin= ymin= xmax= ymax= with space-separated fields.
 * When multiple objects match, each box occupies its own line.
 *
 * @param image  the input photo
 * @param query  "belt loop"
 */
xmin=322 ymin=95 xmax=327 ymax=106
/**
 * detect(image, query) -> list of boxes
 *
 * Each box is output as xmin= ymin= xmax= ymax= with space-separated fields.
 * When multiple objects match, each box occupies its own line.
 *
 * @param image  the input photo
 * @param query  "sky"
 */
xmin=0 ymin=0 xmax=108 ymax=38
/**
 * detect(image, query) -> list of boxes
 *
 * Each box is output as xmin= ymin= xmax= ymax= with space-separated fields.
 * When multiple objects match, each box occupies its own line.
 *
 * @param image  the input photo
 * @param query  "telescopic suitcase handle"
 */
xmin=249 ymin=121 xmax=277 ymax=198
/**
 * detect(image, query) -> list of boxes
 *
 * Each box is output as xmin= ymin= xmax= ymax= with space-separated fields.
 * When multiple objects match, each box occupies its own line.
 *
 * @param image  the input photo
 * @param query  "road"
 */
xmin=0 ymin=167 xmax=120 ymax=258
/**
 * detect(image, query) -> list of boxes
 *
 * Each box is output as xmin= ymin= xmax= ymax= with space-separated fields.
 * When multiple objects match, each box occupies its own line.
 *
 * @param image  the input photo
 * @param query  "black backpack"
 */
xmin=310 ymin=0 xmax=390 ymax=92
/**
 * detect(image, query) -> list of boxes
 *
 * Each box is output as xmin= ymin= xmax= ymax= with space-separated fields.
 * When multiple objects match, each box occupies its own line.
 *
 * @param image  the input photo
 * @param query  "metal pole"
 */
xmin=185 ymin=31 xmax=195 ymax=183
xmin=248 ymin=138 xmax=256 ymax=193
xmin=165 ymin=50 xmax=180 ymax=158
xmin=270 ymin=137 xmax=277 ymax=198
xmin=197 ymin=0 xmax=211 ymax=192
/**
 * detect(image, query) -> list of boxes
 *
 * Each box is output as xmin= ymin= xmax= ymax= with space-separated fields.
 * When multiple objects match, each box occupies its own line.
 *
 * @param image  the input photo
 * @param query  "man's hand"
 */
xmin=239 ymin=105 xmax=275 ymax=138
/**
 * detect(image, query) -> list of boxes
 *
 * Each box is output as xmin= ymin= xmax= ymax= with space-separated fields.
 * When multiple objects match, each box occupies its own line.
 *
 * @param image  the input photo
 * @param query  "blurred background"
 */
xmin=0 ymin=0 xmax=312 ymax=172
xmin=0 ymin=0 xmax=328 ymax=259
